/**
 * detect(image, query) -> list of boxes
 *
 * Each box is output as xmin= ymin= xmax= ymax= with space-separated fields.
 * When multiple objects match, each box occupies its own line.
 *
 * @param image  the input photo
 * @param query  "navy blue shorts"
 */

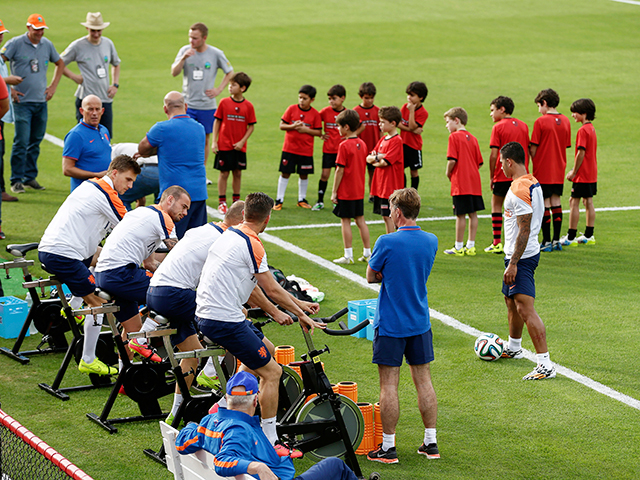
xmin=95 ymin=264 xmax=151 ymax=323
xmin=197 ymin=317 xmax=270 ymax=371
xmin=186 ymin=107 xmax=216 ymax=134
xmin=502 ymin=253 xmax=539 ymax=298
xmin=38 ymin=251 xmax=95 ymax=297
xmin=175 ymin=199 xmax=208 ymax=239
xmin=372 ymin=329 xmax=434 ymax=366
xmin=146 ymin=285 xmax=198 ymax=346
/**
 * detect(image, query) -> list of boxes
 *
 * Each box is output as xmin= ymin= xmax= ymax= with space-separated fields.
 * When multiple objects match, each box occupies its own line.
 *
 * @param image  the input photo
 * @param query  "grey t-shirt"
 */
xmin=61 ymin=36 xmax=121 ymax=104
xmin=1 ymin=33 xmax=60 ymax=103
xmin=174 ymin=44 xmax=232 ymax=110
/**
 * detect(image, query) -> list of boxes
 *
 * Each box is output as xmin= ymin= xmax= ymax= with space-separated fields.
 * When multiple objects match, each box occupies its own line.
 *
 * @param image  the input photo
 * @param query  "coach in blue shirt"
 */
xmin=366 ymin=187 xmax=441 ymax=463
xmin=63 ymin=94 xmax=111 ymax=191
xmin=138 ymin=90 xmax=207 ymax=238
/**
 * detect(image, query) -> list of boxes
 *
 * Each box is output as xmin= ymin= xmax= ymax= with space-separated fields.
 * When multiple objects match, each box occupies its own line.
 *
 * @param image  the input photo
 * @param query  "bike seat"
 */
xmin=95 ymin=288 xmax=114 ymax=302
xmin=6 ymin=242 xmax=39 ymax=258
xmin=149 ymin=311 xmax=169 ymax=325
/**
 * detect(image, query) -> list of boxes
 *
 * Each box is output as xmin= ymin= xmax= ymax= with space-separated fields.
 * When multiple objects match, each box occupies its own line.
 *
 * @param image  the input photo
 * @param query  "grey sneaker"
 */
xmin=523 ymin=364 xmax=556 ymax=380
xmin=24 ymin=179 xmax=45 ymax=190
xmin=10 ymin=182 xmax=25 ymax=194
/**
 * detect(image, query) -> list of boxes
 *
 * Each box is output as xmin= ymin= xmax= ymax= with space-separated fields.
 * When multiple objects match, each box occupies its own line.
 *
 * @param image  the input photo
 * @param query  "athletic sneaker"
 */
xmin=60 ymin=307 xmax=85 ymax=326
xmin=501 ymin=347 xmax=524 ymax=359
xmin=540 ymin=241 xmax=553 ymax=252
xmin=165 ymin=413 xmax=184 ymax=428
xmin=358 ymin=255 xmax=370 ymax=263
xmin=197 ymin=370 xmax=221 ymax=390
xmin=484 ymin=242 xmax=504 ymax=254
xmin=274 ymin=442 xmax=303 ymax=459
xmin=206 ymin=178 xmax=213 ymax=185
xmin=118 ymin=385 xmax=127 ymax=395
xmin=367 ymin=444 xmax=398 ymax=464
xmin=218 ymin=202 xmax=228 ymax=215
xmin=78 ymin=358 xmax=118 ymax=376
xmin=24 ymin=179 xmax=45 ymax=190
xmin=552 ymin=240 xmax=562 ymax=251
xmin=333 ymin=256 xmax=354 ymax=265
xmin=464 ymin=246 xmax=476 ymax=256
xmin=444 ymin=246 xmax=464 ymax=256
xmin=0 ymin=230 xmax=5 ymax=240
xmin=273 ymin=200 xmax=283 ymax=211
xmin=523 ymin=364 xmax=556 ymax=380
xmin=559 ymin=235 xmax=578 ymax=247
xmin=576 ymin=234 xmax=596 ymax=245
xmin=297 ymin=199 xmax=312 ymax=209
xmin=417 ymin=443 xmax=440 ymax=459
xmin=129 ymin=338 xmax=162 ymax=362
xmin=10 ymin=182 xmax=25 ymax=194
xmin=312 ymin=202 xmax=324 ymax=211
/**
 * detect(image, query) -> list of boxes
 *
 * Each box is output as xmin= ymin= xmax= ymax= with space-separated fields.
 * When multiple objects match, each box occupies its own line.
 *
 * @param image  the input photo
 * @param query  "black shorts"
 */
xmin=571 ymin=182 xmax=597 ymax=198
xmin=452 ymin=195 xmax=485 ymax=216
xmin=214 ymin=150 xmax=247 ymax=171
xmin=322 ymin=153 xmax=337 ymax=169
xmin=541 ymin=183 xmax=563 ymax=199
xmin=373 ymin=196 xmax=390 ymax=217
xmin=492 ymin=181 xmax=512 ymax=197
xmin=279 ymin=151 xmax=314 ymax=175
xmin=367 ymin=163 xmax=376 ymax=175
xmin=403 ymin=145 xmax=423 ymax=170
xmin=333 ymin=198 xmax=364 ymax=219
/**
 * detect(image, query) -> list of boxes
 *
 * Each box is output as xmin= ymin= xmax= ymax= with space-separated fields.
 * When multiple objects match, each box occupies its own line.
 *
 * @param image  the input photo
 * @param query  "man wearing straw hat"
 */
xmin=1 ymin=13 xmax=65 ymax=194
xmin=61 ymin=12 xmax=121 ymax=138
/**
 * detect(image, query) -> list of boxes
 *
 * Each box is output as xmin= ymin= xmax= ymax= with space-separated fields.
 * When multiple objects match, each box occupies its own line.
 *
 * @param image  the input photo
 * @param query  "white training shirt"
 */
xmin=503 ymin=174 xmax=544 ymax=260
xmin=39 ymin=176 xmax=127 ymax=261
xmin=196 ymin=224 xmax=269 ymax=323
xmin=150 ymin=222 xmax=226 ymax=290
xmin=95 ymin=205 xmax=176 ymax=272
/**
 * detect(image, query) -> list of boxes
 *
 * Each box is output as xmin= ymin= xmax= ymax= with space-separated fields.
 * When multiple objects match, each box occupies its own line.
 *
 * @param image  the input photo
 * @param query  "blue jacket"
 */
xmin=175 ymin=408 xmax=296 ymax=479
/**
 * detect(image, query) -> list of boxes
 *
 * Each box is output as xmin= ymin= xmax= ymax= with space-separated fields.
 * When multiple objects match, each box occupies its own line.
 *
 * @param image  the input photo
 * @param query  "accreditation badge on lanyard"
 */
xmin=96 ymin=66 xmax=107 ymax=78
xmin=192 ymin=68 xmax=203 ymax=81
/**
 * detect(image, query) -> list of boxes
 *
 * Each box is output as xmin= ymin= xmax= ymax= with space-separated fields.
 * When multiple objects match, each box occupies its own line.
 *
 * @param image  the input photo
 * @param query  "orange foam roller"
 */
xmin=288 ymin=362 xmax=301 ymax=377
xmin=355 ymin=402 xmax=374 ymax=454
xmin=331 ymin=384 xmax=339 ymax=394
xmin=275 ymin=345 xmax=295 ymax=365
xmin=374 ymin=402 xmax=382 ymax=447
xmin=337 ymin=381 xmax=358 ymax=403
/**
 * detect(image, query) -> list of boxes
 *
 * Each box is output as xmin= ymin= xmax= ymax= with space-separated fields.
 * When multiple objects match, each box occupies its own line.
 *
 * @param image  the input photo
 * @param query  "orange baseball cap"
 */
xmin=0 ymin=20 xmax=9 ymax=34
xmin=26 ymin=14 xmax=48 ymax=30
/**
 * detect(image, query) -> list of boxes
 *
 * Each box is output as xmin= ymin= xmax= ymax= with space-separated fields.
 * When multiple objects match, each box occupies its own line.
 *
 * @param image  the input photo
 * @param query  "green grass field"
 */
xmin=1 ymin=1 xmax=640 ymax=479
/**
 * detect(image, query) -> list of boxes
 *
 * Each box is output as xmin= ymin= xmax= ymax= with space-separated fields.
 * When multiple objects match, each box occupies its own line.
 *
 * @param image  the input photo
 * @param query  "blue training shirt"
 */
xmin=63 ymin=121 xmax=112 ymax=191
xmin=368 ymin=226 xmax=438 ymax=337
xmin=145 ymin=114 xmax=207 ymax=202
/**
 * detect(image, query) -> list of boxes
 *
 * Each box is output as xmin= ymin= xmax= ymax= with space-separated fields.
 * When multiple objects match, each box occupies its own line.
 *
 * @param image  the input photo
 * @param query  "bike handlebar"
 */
xmin=284 ymin=306 xmax=370 ymax=336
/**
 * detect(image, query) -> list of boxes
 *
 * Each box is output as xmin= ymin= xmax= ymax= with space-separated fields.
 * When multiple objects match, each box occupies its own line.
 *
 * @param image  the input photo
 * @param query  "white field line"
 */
xmin=611 ymin=0 xmax=640 ymax=5
xmin=44 ymin=133 xmax=640 ymax=411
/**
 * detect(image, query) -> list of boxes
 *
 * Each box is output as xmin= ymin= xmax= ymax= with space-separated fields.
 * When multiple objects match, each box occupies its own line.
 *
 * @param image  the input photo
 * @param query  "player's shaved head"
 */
xmin=225 ymin=200 xmax=245 ymax=226
xmin=81 ymin=94 xmax=102 ymax=109
xmin=164 ymin=91 xmax=185 ymax=111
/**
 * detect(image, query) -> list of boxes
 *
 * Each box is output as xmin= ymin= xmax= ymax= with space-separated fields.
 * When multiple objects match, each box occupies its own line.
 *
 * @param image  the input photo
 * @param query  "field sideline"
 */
xmin=1 ymin=1 xmax=640 ymax=479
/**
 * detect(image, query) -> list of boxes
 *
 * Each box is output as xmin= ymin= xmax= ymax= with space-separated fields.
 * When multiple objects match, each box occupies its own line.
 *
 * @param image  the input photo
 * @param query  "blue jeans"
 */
xmin=295 ymin=457 xmax=358 ymax=480
xmin=10 ymin=102 xmax=48 ymax=184
xmin=118 ymin=164 xmax=159 ymax=211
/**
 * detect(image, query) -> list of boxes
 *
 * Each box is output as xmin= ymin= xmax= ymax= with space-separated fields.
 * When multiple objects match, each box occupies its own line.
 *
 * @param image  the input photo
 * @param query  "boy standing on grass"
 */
xmin=330 ymin=109 xmax=371 ymax=264
xmin=313 ymin=84 xmax=346 ymax=211
xmin=485 ymin=96 xmax=530 ymax=254
xmin=499 ymin=141 xmax=555 ymax=381
xmin=443 ymin=107 xmax=484 ymax=256
xmin=530 ymin=88 xmax=571 ymax=252
xmin=560 ymin=98 xmax=598 ymax=247
xmin=212 ymin=72 xmax=256 ymax=215
xmin=367 ymin=106 xmax=404 ymax=234
xmin=399 ymin=81 xmax=429 ymax=191
xmin=354 ymin=82 xmax=380 ymax=203
xmin=273 ymin=85 xmax=322 ymax=210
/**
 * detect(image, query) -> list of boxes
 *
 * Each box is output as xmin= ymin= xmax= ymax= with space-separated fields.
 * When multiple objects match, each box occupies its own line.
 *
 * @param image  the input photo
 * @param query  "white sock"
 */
xmin=508 ymin=336 xmax=522 ymax=351
xmin=382 ymin=433 xmax=395 ymax=451
xmin=136 ymin=318 xmax=158 ymax=345
xmin=171 ymin=393 xmax=183 ymax=416
xmin=466 ymin=240 xmax=475 ymax=249
xmin=344 ymin=247 xmax=353 ymax=259
xmin=203 ymin=357 xmax=218 ymax=377
xmin=363 ymin=248 xmax=371 ymax=258
xmin=118 ymin=359 xmax=124 ymax=371
xmin=424 ymin=428 xmax=437 ymax=445
xmin=261 ymin=416 xmax=278 ymax=445
xmin=537 ymin=352 xmax=552 ymax=369
xmin=69 ymin=296 xmax=83 ymax=310
xmin=298 ymin=178 xmax=308 ymax=201
xmin=277 ymin=176 xmax=289 ymax=202
xmin=81 ymin=314 xmax=101 ymax=364
xmin=455 ymin=241 xmax=464 ymax=250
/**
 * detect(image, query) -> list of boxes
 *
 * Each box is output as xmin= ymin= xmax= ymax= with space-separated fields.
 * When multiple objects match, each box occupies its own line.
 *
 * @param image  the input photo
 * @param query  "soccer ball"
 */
xmin=474 ymin=333 xmax=504 ymax=361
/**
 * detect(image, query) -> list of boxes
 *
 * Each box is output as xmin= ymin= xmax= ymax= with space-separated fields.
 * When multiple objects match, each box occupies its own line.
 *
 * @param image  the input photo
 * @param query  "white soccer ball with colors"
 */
xmin=474 ymin=333 xmax=504 ymax=361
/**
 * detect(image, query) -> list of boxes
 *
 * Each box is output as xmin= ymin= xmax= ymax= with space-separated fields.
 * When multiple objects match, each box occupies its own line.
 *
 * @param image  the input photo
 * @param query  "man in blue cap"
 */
xmin=175 ymin=371 xmax=360 ymax=480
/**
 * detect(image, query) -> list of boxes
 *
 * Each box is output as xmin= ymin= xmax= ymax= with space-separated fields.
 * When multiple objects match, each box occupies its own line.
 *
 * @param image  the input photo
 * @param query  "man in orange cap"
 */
xmin=0 ymin=14 xmax=64 ymax=194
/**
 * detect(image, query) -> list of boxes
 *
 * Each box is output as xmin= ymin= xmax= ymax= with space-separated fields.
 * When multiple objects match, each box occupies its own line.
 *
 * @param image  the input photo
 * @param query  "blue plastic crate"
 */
xmin=0 ymin=296 xmax=29 ymax=339
xmin=348 ymin=299 xmax=377 ymax=338
xmin=366 ymin=304 xmax=376 ymax=341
